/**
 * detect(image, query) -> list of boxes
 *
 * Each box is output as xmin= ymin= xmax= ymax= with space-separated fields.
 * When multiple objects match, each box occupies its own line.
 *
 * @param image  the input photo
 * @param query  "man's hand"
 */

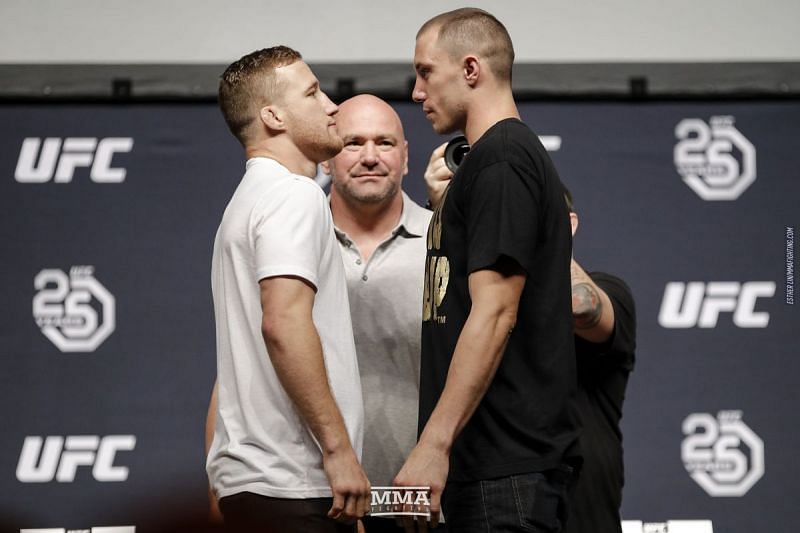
xmin=324 ymin=447 xmax=372 ymax=523
xmin=424 ymin=142 xmax=453 ymax=210
xmin=393 ymin=441 xmax=449 ymax=528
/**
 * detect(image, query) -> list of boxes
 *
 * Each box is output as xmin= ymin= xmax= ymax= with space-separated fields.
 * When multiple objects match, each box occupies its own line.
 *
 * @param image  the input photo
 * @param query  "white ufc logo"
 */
xmin=658 ymin=281 xmax=775 ymax=328
xmin=16 ymin=435 xmax=136 ymax=483
xmin=15 ymin=137 xmax=133 ymax=183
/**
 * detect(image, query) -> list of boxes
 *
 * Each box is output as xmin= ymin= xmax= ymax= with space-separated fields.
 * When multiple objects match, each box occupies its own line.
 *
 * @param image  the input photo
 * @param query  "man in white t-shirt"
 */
xmin=206 ymin=46 xmax=369 ymax=532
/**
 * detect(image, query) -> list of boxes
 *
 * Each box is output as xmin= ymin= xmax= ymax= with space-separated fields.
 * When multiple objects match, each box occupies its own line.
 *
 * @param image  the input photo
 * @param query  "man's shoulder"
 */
xmin=464 ymin=120 xmax=547 ymax=178
xmin=480 ymin=118 xmax=540 ymax=150
xmin=403 ymin=192 xmax=433 ymax=223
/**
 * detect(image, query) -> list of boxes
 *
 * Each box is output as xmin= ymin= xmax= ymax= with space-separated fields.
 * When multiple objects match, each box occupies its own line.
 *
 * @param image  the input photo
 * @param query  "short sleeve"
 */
xmin=252 ymin=181 xmax=326 ymax=289
xmin=464 ymin=161 xmax=541 ymax=274
xmin=591 ymin=273 xmax=637 ymax=370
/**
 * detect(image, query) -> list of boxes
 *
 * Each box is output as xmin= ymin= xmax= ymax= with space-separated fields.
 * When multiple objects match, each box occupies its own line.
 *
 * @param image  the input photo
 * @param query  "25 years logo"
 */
xmin=674 ymin=116 xmax=756 ymax=200
xmin=682 ymin=410 xmax=764 ymax=497
xmin=33 ymin=266 xmax=116 ymax=352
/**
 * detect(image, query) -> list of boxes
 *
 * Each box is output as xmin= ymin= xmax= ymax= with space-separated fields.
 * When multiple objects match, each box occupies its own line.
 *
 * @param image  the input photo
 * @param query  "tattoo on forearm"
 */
xmin=572 ymin=283 xmax=603 ymax=329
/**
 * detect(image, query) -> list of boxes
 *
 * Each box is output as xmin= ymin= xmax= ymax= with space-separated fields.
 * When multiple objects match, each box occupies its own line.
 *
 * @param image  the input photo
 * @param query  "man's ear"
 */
xmin=259 ymin=105 xmax=285 ymax=132
xmin=402 ymin=140 xmax=409 ymax=176
xmin=463 ymin=56 xmax=480 ymax=87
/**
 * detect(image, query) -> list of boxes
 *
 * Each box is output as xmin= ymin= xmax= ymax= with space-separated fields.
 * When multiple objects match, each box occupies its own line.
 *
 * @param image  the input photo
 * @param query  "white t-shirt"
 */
xmin=207 ymin=157 xmax=363 ymax=499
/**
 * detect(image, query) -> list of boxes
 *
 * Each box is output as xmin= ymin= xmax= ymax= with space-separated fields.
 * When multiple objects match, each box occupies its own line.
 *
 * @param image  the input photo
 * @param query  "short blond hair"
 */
xmin=218 ymin=46 xmax=302 ymax=145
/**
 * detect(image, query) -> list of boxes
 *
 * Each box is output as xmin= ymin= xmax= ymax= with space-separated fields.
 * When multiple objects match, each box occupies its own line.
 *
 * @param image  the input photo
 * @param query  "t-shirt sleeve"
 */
xmin=464 ymin=161 xmax=542 ymax=275
xmin=252 ymin=180 xmax=326 ymax=289
xmin=589 ymin=273 xmax=637 ymax=370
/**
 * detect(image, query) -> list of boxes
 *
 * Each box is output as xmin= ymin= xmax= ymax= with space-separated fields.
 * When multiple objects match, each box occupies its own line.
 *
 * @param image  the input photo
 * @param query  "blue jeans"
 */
xmin=443 ymin=468 xmax=572 ymax=533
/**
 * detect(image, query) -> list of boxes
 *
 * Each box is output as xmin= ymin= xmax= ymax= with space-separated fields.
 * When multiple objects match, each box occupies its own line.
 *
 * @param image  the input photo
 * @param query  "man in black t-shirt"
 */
xmin=395 ymin=8 xmax=580 ymax=532
xmin=564 ymin=189 xmax=636 ymax=533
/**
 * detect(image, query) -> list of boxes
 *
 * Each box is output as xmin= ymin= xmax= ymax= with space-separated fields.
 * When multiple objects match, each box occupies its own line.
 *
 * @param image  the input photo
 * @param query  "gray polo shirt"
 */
xmin=334 ymin=192 xmax=432 ymax=487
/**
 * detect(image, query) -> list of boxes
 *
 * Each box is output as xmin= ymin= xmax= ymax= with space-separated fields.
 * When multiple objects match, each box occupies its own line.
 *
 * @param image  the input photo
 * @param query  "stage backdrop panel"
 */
xmin=1 ymin=100 xmax=797 ymax=532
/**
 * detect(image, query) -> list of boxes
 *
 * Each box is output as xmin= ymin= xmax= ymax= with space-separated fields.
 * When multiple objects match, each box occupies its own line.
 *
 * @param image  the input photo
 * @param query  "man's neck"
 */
xmin=246 ymin=140 xmax=317 ymax=178
xmin=331 ymin=192 xmax=404 ymax=251
xmin=464 ymin=90 xmax=520 ymax=145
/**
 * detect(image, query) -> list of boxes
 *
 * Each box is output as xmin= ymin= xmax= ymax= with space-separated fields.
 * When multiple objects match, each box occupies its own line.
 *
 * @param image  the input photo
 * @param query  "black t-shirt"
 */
xmin=565 ymin=272 xmax=636 ymax=533
xmin=419 ymin=118 xmax=580 ymax=482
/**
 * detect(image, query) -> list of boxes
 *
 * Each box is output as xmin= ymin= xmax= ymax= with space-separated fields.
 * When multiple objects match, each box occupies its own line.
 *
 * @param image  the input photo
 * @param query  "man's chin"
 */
xmin=432 ymin=120 xmax=457 ymax=136
xmin=318 ymin=138 xmax=344 ymax=162
xmin=341 ymin=184 xmax=398 ymax=205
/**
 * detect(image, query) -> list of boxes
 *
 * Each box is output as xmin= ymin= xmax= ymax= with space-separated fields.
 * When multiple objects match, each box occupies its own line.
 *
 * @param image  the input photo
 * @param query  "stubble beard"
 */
xmin=431 ymin=103 xmax=466 ymax=136
xmin=334 ymin=174 xmax=400 ymax=206
xmin=308 ymin=128 xmax=344 ymax=164
xmin=290 ymin=113 xmax=344 ymax=164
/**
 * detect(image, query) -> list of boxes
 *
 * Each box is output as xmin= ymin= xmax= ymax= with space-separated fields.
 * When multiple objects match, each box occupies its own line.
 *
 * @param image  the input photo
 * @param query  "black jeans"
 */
xmin=443 ymin=467 xmax=572 ymax=533
xmin=219 ymin=491 xmax=356 ymax=533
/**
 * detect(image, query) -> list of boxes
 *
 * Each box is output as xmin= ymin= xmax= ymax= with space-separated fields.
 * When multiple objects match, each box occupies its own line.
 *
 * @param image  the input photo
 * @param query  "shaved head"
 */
xmin=328 ymin=94 xmax=408 ymax=206
xmin=418 ymin=8 xmax=514 ymax=83
xmin=337 ymin=94 xmax=406 ymax=141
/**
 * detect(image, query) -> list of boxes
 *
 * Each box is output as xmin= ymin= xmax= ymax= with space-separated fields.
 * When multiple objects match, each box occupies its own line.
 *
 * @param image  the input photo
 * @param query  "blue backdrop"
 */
xmin=2 ymin=100 xmax=797 ymax=532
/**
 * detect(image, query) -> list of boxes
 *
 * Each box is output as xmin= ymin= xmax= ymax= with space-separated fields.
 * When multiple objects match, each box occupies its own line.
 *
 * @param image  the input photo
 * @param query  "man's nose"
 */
xmin=322 ymin=90 xmax=338 ymax=116
xmin=412 ymin=79 xmax=425 ymax=103
xmin=361 ymin=142 xmax=379 ymax=165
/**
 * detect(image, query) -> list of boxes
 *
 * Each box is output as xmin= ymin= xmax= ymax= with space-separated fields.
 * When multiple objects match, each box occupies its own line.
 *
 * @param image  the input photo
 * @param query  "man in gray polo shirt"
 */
xmin=208 ymin=94 xmax=433 ymax=532
xmin=322 ymin=95 xmax=431 ymax=532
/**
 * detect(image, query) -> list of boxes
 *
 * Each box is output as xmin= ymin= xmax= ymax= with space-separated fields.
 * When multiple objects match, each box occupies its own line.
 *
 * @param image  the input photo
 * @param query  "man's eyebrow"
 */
xmin=305 ymin=80 xmax=319 ymax=93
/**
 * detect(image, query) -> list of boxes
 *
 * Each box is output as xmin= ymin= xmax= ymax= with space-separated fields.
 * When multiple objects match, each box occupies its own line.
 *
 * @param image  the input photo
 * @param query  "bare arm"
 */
xmin=570 ymin=259 xmax=615 ymax=344
xmin=205 ymin=381 xmax=218 ymax=456
xmin=419 ymin=261 xmax=524 ymax=451
xmin=260 ymin=275 xmax=370 ymax=522
xmin=395 ymin=258 xmax=525 ymax=524
xmin=205 ymin=381 xmax=222 ymax=523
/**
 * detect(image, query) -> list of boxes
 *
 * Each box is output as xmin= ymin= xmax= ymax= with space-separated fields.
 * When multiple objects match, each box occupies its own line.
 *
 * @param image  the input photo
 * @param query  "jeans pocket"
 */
xmin=511 ymin=472 xmax=562 ymax=533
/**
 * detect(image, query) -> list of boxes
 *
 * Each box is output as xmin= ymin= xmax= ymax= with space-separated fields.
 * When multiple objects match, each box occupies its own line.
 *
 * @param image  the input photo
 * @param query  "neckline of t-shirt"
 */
xmin=471 ymin=117 xmax=523 ymax=148
xmin=245 ymin=156 xmax=290 ymax=173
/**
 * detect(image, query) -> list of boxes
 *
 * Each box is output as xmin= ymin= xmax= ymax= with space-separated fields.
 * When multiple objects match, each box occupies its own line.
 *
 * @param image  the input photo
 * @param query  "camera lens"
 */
xmin=444 ymin=135 xmax=470 ymax=173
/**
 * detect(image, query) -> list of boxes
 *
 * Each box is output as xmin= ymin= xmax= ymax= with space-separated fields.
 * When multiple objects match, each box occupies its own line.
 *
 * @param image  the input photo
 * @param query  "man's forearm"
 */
xmin=205 ymin=381 xmax=218 ymax=455
xmin=263 ymin=318 xmax=353 ymax=454
xmin=570 ymin=259 xmax=614 ymax=343
xmin=419 ymin=306 xmax=515 ymax=451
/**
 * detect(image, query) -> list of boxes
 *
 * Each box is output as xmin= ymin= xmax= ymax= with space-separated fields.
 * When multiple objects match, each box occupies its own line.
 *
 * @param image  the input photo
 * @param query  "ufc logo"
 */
xmin=16 ymin=435 xmax=136 ymax=482
xmin=15 ymin=137 xmax=133 ymax=183
xmin=658 ymin=282 xmax=775 ymax=328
